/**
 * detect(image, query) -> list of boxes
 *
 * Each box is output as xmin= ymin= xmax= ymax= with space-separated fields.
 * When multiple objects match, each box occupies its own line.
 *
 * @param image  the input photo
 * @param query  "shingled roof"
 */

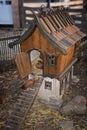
xmin=9 ymin=7 xmax=86 ymax=54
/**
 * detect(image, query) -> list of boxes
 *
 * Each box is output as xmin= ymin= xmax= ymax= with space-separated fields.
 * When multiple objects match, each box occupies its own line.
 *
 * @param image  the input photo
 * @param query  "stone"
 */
xmin=59 ymin=121 xmax=75 ymax=130
xmin=61 ymin=101 xmax=74 ymax=115
xmin=37 ymin=77 xmax=60 ymax=102
xmin=61 ymin=96 xmax=86 ymax=115
xmin=72 ymin=96 xmax=86 ymax=114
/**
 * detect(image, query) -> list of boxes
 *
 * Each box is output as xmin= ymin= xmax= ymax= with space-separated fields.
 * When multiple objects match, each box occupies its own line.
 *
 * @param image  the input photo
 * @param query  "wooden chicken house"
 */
xmin=9 ymin=6 xmax=86 ymax=96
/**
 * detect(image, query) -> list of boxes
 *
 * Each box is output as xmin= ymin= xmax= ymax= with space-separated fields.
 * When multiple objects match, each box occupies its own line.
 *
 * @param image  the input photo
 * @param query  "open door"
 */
xmin=15 ymin=52 xmax=31 ymax=79
xmin=29 ymin=49 xmax=43 ymax=76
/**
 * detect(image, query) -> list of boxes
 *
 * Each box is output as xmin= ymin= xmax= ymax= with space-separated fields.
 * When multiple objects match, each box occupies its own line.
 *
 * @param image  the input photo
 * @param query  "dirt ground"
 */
xmin=0 ymin=58 xmax=87 ymax=130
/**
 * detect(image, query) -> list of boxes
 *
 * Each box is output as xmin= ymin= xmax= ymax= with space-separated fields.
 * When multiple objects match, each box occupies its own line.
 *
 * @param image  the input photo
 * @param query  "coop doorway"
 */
xmin=29 ymin=49 xmax=43 ymax=77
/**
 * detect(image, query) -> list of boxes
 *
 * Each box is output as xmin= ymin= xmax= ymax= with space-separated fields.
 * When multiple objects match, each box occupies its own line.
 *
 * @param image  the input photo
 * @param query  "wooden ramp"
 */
xmin=2 ymin=78 xmax=43 ymax=130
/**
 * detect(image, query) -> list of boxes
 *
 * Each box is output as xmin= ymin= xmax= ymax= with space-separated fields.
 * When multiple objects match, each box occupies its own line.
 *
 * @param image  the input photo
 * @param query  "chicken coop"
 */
xmin=9 ymin=6 xmax=86 ymax=98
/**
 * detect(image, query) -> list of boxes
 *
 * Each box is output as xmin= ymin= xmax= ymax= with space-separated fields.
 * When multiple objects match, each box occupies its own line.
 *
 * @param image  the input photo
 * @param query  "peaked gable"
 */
xmin=33 ymin=7 xmax=86 ymax=54
xmin=9 ymin=6 xmax=86 ymax=55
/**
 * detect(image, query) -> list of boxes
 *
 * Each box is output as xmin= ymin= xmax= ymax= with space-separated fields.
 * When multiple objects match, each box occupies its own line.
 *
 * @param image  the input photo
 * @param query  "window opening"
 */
xmin=45 ymin=81 xmax=52 ymax=90
xmin=46 ymin=53 xmax=57 ymax=66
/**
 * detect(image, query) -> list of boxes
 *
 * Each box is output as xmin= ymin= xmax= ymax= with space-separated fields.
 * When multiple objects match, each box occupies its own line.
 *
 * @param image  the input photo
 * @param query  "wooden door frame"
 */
xmin=27 ymin=48 xmax=44 ymax=75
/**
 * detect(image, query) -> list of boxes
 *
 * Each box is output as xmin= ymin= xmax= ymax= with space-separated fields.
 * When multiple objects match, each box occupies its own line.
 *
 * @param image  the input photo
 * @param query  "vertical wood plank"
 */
xmin=15 ymin=52 xmax=31 ymax=78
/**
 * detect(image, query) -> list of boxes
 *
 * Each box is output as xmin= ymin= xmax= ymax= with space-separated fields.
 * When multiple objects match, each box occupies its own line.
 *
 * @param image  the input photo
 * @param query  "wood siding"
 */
xmin=57 ymin=45 xmax=75 ymax=74
xmin=20 ymin=27 xmax=76 ymax=76
xmin=15 ymin=52 xmax=31 ymax=78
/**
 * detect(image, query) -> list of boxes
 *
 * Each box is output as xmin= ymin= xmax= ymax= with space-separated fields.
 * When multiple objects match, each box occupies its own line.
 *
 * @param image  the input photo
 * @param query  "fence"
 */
xmin=0 ymin=29 xmax=23 ymax=72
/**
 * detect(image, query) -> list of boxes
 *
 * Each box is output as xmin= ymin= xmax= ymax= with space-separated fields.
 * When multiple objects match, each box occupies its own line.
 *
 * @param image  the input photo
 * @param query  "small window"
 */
xmin=45 ymin=81 xmax=52 ymax=90
xmin=6 ymin=1 xmax=11 ymax=5
xmin=46 ymin=53 xmax=57 ymax=66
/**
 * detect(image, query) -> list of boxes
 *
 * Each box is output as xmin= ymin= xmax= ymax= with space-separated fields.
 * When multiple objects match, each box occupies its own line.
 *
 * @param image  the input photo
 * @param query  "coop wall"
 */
xmin=20 ymin=27 xmax=77 ymax=76
xmin=38 ymin=77 xmax=61 ymax=102
xmin=38 ymin=65 xmax=74 ymax=101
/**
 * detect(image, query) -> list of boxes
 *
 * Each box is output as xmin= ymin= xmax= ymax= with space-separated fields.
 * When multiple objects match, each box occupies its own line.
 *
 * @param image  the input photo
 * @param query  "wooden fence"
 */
xmin=0 ymin=29 xmax=23 ymax=72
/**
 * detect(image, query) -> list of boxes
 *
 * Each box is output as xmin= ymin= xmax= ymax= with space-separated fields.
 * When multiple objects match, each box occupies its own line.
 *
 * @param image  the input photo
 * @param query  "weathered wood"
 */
xmin=57 ymin=45 xmax=75 ymax=74
xmin=19 ymin=5 xmax=84 ymax=78
xmin=58 ymin=58 xmax=77 ymax=79
xmin=3 ymin=78 xmax=43 ymax=130
xmin=32 ymin=28 xmax=40 ymax=48
xmin=15 ymin=52 xmax=31 ymax=78
xmin=0 ymin=35 xmax=20 ymax=41
xmin=21 ymin=35 xmax=33 ymax=52
xmin=40 ymin=18 xmax=51 ymax=33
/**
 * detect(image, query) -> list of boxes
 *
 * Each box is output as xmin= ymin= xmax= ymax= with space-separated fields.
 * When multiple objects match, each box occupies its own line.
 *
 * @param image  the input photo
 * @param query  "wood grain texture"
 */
xmin=20 ymin=27 xmax=76 ymax=76
xmin=15 ymin=52 xmax=31 ymax=78
xmin=57 ymin=45 xmax=75 ymax=74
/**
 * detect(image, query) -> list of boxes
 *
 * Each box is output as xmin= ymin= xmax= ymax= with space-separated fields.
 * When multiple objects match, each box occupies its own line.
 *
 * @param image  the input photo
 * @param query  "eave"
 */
xmin=8 ymin=23 xmax=36 ymax=48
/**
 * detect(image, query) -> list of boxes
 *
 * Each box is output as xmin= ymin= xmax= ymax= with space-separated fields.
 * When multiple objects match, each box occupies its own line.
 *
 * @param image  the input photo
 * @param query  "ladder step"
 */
xmin=17 ymin=98 xmax=31 ymax=104
xmin=21 ymin=93 xmax=34 ymax=97
xmin=12 ymin=110 xmax=24 ymax=116
xmin=14 ymin=104 xmax=29 ymax=110
xmin=23 ymin=89 xmax=36 ymax=93
xmin=15 ymin=102 xmax=29 ymax=107
xmin=19 ymin=95 xmax=33 ymax=99
xmin=11 ymin=111 xmax=24 ymax=118
xmin=2 ymin=78 xmax=43 ymax=130
xmin=13 ymin=106 xmax=26 ymax=110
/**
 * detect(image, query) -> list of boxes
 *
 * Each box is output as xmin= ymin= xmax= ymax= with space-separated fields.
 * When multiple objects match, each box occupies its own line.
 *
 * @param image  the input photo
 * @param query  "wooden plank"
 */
xmin=40 ymin=18 xmax=51 ymax=33
xmin=0 ymin=35 xmax=20 ymax=41
xmin=47 ymin=41 xmax=56 ymax=53
xmin=40 ymin=32 xmax=48 ymax=52
xmin=24 ymin=8 xmax=38 ymax=14
xmin=25 ymin=16 xmax=34 ymax=20
xmin=20 ymin=35 xmax=33 ymax=52
xmin=15 ymin=52 xmax=31 ymax=78
xmin=43 ymin=17 xmax=56 ymax=32
xmin=69 ymin=3 xmax=83 ymax=7
xmin=47 ymin=15 xmax=58 ymax=31
xmin=32 ymin=28 xmax=40 ymax=49
xmin=69 ymin=12 xmax=82 ymax=16
xmin=59 ymin=58 xmax=77 ymax=79
xmin=57 ymin=45 xmax=75 ymax=74
xmin=48 ymin=66 xmax=56 ymax=75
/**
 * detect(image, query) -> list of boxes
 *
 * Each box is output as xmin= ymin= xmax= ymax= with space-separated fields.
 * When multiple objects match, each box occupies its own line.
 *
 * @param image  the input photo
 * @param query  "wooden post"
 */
xmin=47 ymin=0 xmax=50 ymax=8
